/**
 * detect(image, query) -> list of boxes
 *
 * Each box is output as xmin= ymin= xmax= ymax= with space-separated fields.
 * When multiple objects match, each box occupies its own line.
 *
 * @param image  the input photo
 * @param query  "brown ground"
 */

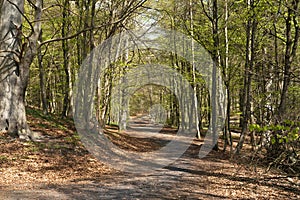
xmin=0 ymin=109 xmax=299 ymax=199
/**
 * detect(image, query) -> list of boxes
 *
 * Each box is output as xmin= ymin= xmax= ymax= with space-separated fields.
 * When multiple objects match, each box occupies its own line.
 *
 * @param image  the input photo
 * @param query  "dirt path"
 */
xmin=1 ymin=114 xmax=300 ymax=199
xmin=1 ymin=149 xmax=300 ymax=199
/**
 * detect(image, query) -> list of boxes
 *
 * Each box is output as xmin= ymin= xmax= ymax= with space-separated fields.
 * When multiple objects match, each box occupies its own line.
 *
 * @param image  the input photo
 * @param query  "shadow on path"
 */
xmin=1 ymin=115 xmax=299 ymax=199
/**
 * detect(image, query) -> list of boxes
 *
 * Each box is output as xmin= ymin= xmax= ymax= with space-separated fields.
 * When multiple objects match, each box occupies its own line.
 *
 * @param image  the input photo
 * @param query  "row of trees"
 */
xmin=0 ymin=0 xmax=147 ymax=137
xmin=0 ymin=0 xmax=299 ymax=171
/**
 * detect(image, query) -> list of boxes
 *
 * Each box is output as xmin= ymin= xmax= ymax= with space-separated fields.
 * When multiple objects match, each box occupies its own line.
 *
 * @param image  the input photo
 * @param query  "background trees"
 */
xmin=1 ymin=0 xmax=299 ymax=171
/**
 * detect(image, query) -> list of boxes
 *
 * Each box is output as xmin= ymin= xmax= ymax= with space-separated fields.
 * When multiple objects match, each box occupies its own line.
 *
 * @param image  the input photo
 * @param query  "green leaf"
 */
xmin=279 ymin=138 xmax=284 ymax=144
xmin=271 ymin=137 xmax=276 ymax=144
xmin=249 ymin=124 xmax=260 ymax=132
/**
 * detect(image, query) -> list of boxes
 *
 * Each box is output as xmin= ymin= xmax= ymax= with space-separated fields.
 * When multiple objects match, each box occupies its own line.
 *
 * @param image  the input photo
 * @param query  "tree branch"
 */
xmin=291 ymin=0 xmax=300 ymax=63
xmin=40 ymin=21 xmax=122 ymax=46
xmin=7 ymin=0 xmax=34 ymax=37
xmin=200 ymin=0 xmax=213 ymax=22
xmin=41 ymin=0 xmax=147 ymax=46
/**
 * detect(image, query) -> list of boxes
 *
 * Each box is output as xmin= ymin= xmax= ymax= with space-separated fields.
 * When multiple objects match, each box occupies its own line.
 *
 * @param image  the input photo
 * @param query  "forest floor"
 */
xmin=0 ymin=107 xmax=299 ymax=199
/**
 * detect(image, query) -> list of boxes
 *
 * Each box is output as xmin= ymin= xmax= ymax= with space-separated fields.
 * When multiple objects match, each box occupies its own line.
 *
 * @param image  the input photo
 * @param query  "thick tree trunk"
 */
xmin=0 ymin=0 xmax=27 ymax=138
xmin=0 ymin=0 xmax=42 ymax=139
xmin=0 ymin=73 xmax=30 ymax=138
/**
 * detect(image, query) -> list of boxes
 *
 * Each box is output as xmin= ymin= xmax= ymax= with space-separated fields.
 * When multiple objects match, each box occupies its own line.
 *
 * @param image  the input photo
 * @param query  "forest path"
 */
xmin=1 ymin=145 xmax=299 ymax=199
xmin=1 ymin=113 xmax=299 ymax=199
xmin=126 ymin=114 xmax=194 ymax=144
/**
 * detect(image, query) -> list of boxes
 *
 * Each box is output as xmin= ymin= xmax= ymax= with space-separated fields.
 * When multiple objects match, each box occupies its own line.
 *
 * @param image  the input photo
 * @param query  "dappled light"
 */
xmin=1 ymin=0 xmax=300 ymax=199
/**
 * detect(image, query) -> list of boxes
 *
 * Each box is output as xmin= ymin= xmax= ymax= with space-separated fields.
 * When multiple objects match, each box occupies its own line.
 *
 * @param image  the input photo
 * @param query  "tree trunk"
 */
xmin=189 ymin=0 xmax=201 ymax=138
xmin=61 ymin=0 xmax=70 ymax=118
xmin=0 ymin=0 xmax=42 ymax=139
xmin=223 ymin=0 xmax=232 ymax=152
xmin=211 ymin=0 xmax=220 ymax=151
xmin=38 ymin=29 xmax=48 ymax=114
xmin=277 ymin=0 xmax=300 ymax=121
xmin=235 ymin=0 xmax=256 ymax=154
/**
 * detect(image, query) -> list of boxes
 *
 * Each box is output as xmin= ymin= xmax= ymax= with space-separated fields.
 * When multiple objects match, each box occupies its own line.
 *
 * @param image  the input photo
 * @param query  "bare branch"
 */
xmin=41 ymin=0 xmax=147 ymax=46
xmin=268 ymin=30 xmax=286 ymax=43
xmin=40 ymin=21 xmax=121 ymax=46
xmin=200 ymin=0 xmax=213 ymax=22
xmin=7 ymin=0 xmax=34 ymax=37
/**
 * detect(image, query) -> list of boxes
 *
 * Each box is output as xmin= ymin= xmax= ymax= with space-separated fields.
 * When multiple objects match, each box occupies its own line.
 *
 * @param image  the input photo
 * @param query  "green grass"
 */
xmin=26 ymin=107 xmax=73 ymax=130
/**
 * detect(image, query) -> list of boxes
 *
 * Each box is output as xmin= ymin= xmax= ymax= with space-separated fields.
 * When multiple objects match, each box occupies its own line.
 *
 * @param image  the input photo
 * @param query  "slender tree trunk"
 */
xmin=189 ymin=0 xmax=201 ymax=138
xmin=273 ymin=23 xmax=280 ymax=111
xmin=277 ymin=0 xmax=300 ymax=121
xmin=38 ymin=29 xmax=48 ymax=114
xmin=76 ymin=0 xmax=83 ymax=66
xmin=222 ymin=0 xmax=233 ymax=152
xmin=118 ymin=37 xmax=129 ymax=131
xmin=235 ymin=0 xmax=256 ymax=154
xmin=61 ymin=0 xmax=71 ymax=117
xmin=211 ymin=0 xmax=220 ymax=150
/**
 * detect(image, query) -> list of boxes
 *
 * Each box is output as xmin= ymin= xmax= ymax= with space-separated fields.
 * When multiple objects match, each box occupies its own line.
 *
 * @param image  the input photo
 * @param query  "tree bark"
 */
xmin=0 ymin=0 xmax=42 ymax=139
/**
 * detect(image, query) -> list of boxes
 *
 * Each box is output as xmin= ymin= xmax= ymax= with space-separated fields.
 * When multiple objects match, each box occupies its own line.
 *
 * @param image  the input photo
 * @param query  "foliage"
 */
xmin=250 ymin=121 xmax=300 ymax=173
xmin=3 ymin=0 xmax=299 ymax=174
